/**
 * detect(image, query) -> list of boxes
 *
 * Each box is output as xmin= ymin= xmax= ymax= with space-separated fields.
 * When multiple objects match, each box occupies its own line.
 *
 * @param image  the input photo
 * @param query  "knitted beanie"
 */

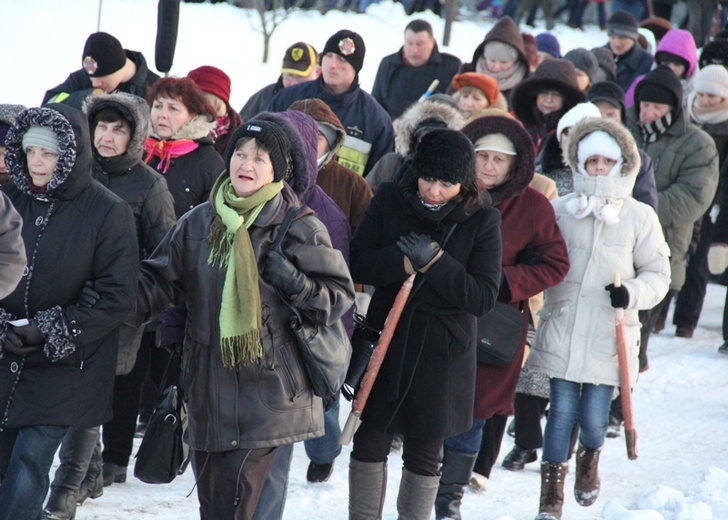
xmin=22 ymin=126 xmax=60 ymax=155
xmin=281 ymin=42 xmax=319 ymax=77
xmin=694 ymin=64 xmax=728 ymax=99
xmin=451 ymin=72 xmax=500 ymax=104
xmin=188 ymin=65 xmax=232 ymax=106
xmin=607 ymin=10 xmax=640 ymax=42
xmin=413 ymin=129 xmax=476 ymax=186
xmin=535 ymin=32 xmax=561 ymax=59
xmin=556 ymin=102 xmax=602 ymax=143
xmin=564 ymin=48 xmax=599 ymax=84
xmin=635 ymin=65 xmax=682 ymax=108
xmin=591 ymin=47 xmax=618 ymax=83
xmin=322 ymin=30 xmax=366 ymax=73
xmin=231 ymin=121 xmax=291 ymax=182
xmin=700 ymin=39 xmax=728 ymax=69
xmin=587 ymin=81 xmax=626 ymax=119
xmin=82 ymin=32 xmax=127 ymax=77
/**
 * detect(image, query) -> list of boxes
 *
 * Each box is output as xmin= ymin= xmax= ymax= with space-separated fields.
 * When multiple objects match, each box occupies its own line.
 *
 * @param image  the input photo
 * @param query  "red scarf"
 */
xmin=211 ymin=114 xmax=231 ymax=142
xmin=144 ymin=137 xmax=199 ymax=173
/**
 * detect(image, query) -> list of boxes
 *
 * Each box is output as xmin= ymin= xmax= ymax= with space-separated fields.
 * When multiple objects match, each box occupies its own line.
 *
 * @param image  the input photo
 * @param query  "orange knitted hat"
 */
xmin=451 ymin=73 xmax=500 ymax=105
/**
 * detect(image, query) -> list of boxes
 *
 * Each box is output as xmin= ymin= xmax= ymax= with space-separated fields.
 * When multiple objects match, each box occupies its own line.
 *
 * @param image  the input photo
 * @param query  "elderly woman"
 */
xmin=348 ymin=129 xmax=502 ymax=519
xmin=136 ymin=118 xmax=354 ymax=518
xmin=434 ymin=114 xmax=569 ymax=520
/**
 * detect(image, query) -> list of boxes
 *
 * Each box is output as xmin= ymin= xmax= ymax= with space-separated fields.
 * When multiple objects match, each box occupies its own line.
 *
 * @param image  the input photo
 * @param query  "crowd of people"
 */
xmin=1 ymin=3 xmax=727 ymax=520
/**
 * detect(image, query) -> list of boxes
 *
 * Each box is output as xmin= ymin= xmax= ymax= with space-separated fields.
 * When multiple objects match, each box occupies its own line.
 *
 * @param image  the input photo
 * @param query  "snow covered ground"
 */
xmin=2 ymin=0 xmax=728 ymax=518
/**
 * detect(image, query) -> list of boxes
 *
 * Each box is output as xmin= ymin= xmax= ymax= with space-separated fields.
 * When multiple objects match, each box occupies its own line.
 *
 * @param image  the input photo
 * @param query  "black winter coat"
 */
xmin=0 ymin=104 xmax=138 ymax=428
xmin=350 ymin=173 xmax=502 ymax=439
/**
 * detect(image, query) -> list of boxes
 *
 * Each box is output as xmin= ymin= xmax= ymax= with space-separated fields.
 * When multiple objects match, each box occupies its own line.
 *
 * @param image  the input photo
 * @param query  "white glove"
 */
xmin=708 ymin=244 xmax=728 ymax=275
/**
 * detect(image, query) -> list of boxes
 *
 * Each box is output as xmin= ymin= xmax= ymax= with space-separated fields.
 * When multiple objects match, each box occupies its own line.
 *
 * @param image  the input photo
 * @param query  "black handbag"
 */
xmin=476 ymin=301 xmax=527 ymax=366
xmin=134 ymin=349 xmax=187 ymax=484
xmin=273 ymin=207 xmax=352 ymax=398
xmin=341 ymin=313 xmax=381 ymax=401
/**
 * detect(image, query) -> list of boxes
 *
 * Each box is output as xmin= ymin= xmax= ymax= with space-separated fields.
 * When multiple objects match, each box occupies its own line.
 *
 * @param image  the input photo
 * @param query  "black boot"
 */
xmin=45 ymin=427 xmax=100 ymax=520
xmin=77 ymin=440 xmax=103 ymax=504
xmin=502 ymin=445 xmax=537 ymax=471
xmin=435 ymin=446 xmax=478 ymax=520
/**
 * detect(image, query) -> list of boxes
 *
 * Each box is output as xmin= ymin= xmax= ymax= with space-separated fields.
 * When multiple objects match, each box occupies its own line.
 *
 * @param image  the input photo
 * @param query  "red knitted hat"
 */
xmin=451 ymin=73 xmax=500 ymax=105
xmin=187 ymin=65 xmax=232 ymax=106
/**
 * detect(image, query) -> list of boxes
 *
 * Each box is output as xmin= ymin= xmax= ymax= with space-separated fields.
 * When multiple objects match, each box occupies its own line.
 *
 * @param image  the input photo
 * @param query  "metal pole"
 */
xmin=97 ymin=0 xmax=103 ymax=31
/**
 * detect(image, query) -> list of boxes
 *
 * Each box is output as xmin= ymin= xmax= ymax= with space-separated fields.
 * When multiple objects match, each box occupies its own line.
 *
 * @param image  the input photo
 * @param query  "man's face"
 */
xmin=321 ymin=53 xmax=357 ymax=94
xmin=94 ymin=119 xmax=132 ymax=157
xmin=282 ymin=66 xmax=321 ymax=89
xmin=90 ymin=68 xmax=125 ymax=92
xmin=403 ymin=30 xmax=435 ymax=68
xmin=594 ymin=100 xmax=622 ymax=121
xmin=316 ymin=132 xmax=330 ymax=160
xmin=608 ymin=34 xmax=635 ymax=57
xmin=639 ymin=101 xmax=672 ymax=124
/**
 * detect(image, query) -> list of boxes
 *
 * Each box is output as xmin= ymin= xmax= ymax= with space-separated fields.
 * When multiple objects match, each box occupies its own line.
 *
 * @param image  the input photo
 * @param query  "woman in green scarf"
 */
xmin=136 ymin=119 xmax=355 ymax=519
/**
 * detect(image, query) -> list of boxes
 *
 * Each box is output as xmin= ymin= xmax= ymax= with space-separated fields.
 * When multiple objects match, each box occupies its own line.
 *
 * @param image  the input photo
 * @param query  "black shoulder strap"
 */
xmin=272 ymin=206 xmax=300 ymax=254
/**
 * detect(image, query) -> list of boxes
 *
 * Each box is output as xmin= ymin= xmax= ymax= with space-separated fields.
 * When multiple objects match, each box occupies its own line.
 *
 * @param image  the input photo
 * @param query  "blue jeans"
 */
xmin=304 ymin=399 xmax=342 ymax=464
xmin=542 ymin=378 xmax=613 ymax=463
xmin=0 ymin=425 xmax=69 ymax=520
xmin=444 ymin=418 xmax=486 ymax=454
xmin=612 ymin=0 xmax=646 ymax=21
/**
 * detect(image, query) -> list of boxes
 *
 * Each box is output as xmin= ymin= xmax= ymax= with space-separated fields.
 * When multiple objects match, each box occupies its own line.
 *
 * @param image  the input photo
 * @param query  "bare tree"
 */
xmin=234 ymin=0 xmax=309 ymax=63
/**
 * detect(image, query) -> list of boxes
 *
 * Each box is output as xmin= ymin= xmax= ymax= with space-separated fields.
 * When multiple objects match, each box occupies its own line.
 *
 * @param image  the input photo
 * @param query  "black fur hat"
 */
xmin=700 ymin=39 xmax=728 ymax=69
xmin=412 ymin=129 xmax=476 ymax=186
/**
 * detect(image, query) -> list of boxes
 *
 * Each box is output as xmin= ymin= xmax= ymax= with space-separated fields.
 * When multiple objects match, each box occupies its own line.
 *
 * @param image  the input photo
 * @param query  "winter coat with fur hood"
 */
xmin=365 ymin=100 xmax=465 ymax=193
xmin=145 ymin=114 xmax=225 ymax=219
xmin=526 ymin=118 xmax=670 ymax=387
xmin=0 ymin=104 xmax=138 ymax=428
xmin=461 ymin=115 xmax=570 ymax=419
xmin=137 ymin=122 xmax=355 ymax=452
xmin=289 ymin=98 xmax=374 ymax=232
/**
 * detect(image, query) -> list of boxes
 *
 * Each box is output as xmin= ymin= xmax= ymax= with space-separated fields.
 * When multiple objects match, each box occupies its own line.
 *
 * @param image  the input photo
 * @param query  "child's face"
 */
xmin=697 ymin=92 xmax=725 ymax=109
xmin=536 ymin=90 xmax=563 ymax=115
xmin=585 ymin=155 xmax=618 ymax=177
xmin=458 ymin=88 xmax=489 ymax=118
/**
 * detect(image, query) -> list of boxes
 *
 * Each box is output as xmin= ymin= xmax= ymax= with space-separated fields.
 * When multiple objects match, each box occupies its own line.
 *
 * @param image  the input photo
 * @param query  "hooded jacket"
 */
xmin=0 ymin=104 xmax=138 ymax=428
xmin=266 ymin=75 xmax=394 ymax=176
xmin=137 ymin=121 xmax=355 ymax=451
xmin=461 ymin=115 xmax=570 ymax=418
xmin=288 ymin=98 xmax=374 ymax=232
xmin=43 ymin=50 xmax=159 ymax=110
xmin=526 ymin=118 xmax=670 ymax=387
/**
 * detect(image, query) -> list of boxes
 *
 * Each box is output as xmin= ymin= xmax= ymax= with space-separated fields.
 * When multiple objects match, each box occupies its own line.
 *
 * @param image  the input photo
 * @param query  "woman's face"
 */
xmin=574 ymin=69 xmax=590 ymax=91
xmin=417 ymin=177 xmax=461 ymax=205
xmin=458 ymin=89 xmax=489 ymax=118
xmin=536 ymin=90 xmax=563 ymax=115
xmin=25 ymin=146 xmax=59 ymax=188
xmin=697 ymin=92 xmax=725 ymax=109
xmin=475 ymin=149 xmax=515 ymax=189
xmin=151 ymin=96 xmax=192 ymax=139
xmin=486 ymin=58 xmax=515 ymax=74
xmin=585 ymin=155 xmax=618 ymax=176
xmin=229 ymin=139 xmax=275 ymax=197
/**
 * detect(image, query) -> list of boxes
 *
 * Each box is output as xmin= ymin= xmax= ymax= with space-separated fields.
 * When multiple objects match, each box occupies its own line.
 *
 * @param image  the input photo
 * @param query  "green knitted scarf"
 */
xmin=207 ymin=175 xmax=283 ymax=368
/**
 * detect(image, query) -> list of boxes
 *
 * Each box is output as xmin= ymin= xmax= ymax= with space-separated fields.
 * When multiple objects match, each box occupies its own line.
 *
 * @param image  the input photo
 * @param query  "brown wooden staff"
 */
xmin=614 ymin=273 xmax=638 ymax=460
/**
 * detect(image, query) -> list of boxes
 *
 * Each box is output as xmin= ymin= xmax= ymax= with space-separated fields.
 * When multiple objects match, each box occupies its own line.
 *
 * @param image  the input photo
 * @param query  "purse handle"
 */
xmin=271 ymin=207 xmax=306 ymax=326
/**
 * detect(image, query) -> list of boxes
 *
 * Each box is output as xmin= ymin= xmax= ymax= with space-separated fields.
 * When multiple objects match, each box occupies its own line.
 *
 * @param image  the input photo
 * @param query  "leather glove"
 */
xmin=605 ymin=283 xmax=630 ymax=309
xmin=708 ymin=244 xmax=728 ymax=275
xmin=396 ymin=232 xmax=441 ymax=272
xmin=12 ymin=319 xmax=45 ymax=346
xmin=3 ymin=328 xmax=40 ymax=355
xmin=516 ymin=245 xmax=541 ymax=266
xmin=78 ymin=281 xmax=100 ymax=308
xmin=261 ymin=250 xmax=306 ymax=296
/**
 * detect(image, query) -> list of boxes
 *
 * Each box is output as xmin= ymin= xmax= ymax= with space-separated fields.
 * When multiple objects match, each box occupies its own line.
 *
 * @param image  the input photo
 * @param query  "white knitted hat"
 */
xmin=556 ymin=102 xmax=601 ymax=143
xmin=694 ymin=64 xmax=728 ymax=99
xmin=576 ymin=130 xmax=623 ymax=177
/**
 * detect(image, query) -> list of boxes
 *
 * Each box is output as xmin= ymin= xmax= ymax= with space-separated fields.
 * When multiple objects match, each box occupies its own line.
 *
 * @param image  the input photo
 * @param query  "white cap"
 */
xmin=556 ymin=102 xmax=601 ymax=143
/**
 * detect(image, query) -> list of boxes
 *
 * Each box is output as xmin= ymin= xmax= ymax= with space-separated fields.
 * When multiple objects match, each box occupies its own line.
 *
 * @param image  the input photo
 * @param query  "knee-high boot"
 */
xmin=349 ymin=458 xmax=387 ymax=520
xmin=397 ymin=468 xmax=440 ymax=520
xmin=434 ymin=446 xmax=477 ymax=520
xmin=76 ymin=439 xmax=103 ymax=504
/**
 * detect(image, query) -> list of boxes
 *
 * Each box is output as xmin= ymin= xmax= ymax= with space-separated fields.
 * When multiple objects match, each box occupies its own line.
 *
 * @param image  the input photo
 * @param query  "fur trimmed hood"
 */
xmin=567 ymin=117 xmax=641 ymax=178
xmin=148 ymin=113 xmax=215 ymax=141
xmin=395 ymin=100 xmax=465 ymax=157
xmin=84 ymin=92 xmax=150 ymax=162
xmin=460 ymin=114 xmax=535 ymax=205
xmin=4 ymin=104 xmax=92 ymax=201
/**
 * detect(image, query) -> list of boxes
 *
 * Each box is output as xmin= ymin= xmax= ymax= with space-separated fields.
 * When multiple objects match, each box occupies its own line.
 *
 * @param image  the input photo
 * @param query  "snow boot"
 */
xmin=574 ymin=444 xmax=601 ymax=506
xmin=397 ymin=468 xmax=440 ymax=520
xmin=349 ymin=458 xmax=387 ymax=520
xmin=535 ymin=461 xmax=567 ymax=520
xmin=77 ymin=441 xmax=103 ymax=504
xmin=434 ymin=446 xmax=478 ymax=519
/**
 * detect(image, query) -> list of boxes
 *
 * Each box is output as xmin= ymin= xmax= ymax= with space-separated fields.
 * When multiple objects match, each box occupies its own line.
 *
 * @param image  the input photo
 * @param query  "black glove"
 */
xmin=516 ymin=245 xmax=541 ymax=266
xmin=78 ymin=281 xmax=100 ymax=308
xmin=261 ymin=250 xmax=306 ymax=296
xmin=396 ymin=232 xmax=441 ymax=271
xmin=3 ymin=328 xmax=40 ymax=355
xmin=605 ymin=283 xmax=629 ymax=309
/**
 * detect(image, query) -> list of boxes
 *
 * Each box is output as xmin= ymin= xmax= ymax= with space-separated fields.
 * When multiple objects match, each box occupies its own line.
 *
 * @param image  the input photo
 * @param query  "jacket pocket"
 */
xmin=272 ymin=340 xmax=308 ymax=403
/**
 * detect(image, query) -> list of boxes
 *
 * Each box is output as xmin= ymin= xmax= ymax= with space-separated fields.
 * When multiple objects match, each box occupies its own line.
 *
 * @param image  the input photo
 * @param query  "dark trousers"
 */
xmin=639 ymin=290 xmax=676 ymax=371
xmin=514 ymin=393 xmax=549 ymax=450
xmin=102 ymin=332 xmax=175 ymax=467
xmin=674 ymin=214 xmax=714 ymax=331
xmin=472 ymin=414 xmax=508 ymax=479
xmin=351 ymin=420 xmax=442 ymax=476
xmin=194 ymin=447 xmax=277 ymax=520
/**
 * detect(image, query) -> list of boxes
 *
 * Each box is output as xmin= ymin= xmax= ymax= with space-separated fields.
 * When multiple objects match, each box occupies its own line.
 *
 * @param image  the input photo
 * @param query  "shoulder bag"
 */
xmin=476 ymin=301 xmax=526 ymax=366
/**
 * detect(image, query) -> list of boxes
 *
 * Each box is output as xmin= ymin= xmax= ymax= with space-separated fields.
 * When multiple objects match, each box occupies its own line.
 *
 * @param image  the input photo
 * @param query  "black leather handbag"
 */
xmin=476 ymin=301 xmax=526 ymax=366
xmin=273 ymin=207 xmax=352 ymax=398
xmin=342 ymin=313 xmax=381 ymax=401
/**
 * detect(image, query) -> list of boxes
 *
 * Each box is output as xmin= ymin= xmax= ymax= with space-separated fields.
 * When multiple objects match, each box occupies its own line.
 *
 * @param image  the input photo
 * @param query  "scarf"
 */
xmin=688 ymin=92 xmax=728 ymax=126
xmin=417 ymin=192 xmax=447 ymax=211
xmin=475 ymin=55 xmax=527 ymax=93
xmin=211 ymin=114 xmax=231 ymax=142
xmin=206 ymin=176 xmax=283 ymax=368
xmin=565 ymin=175 xmax=626 ymax=225
xmin=639 ymin=112 xmax=673 ymax=144
xmin=144 ymin=137 xmax=199 ymax=173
